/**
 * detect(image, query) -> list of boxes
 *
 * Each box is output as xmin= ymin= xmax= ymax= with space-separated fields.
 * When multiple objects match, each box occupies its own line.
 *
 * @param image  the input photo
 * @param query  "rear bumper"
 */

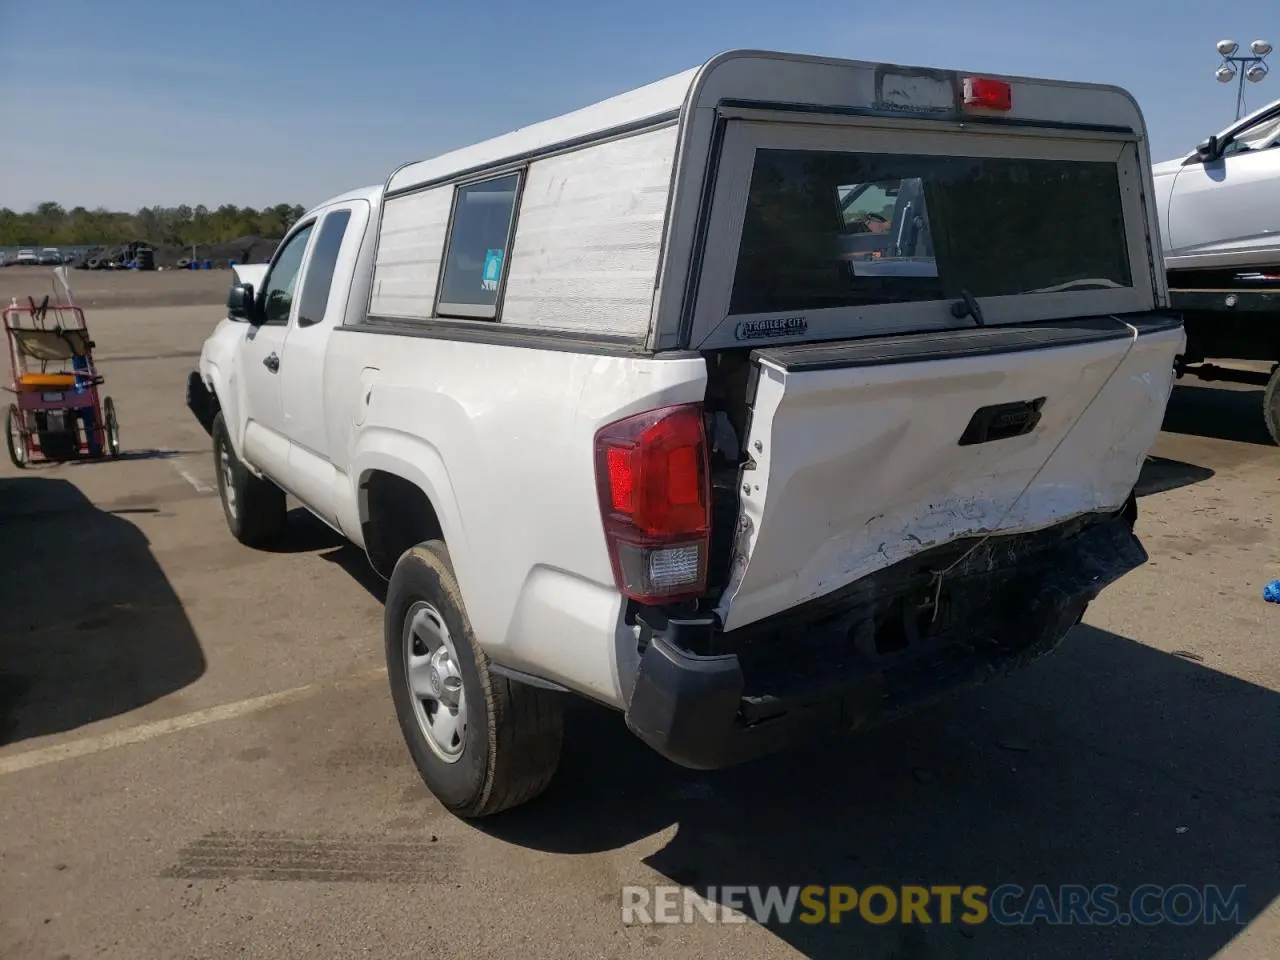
xmin=624 ymin=509 xmax=1143 ymax=770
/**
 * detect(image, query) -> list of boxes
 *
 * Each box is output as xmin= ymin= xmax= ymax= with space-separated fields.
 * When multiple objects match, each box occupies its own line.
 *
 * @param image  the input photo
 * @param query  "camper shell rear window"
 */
xmin=730 ymin=150 xmax=1133 ymax=316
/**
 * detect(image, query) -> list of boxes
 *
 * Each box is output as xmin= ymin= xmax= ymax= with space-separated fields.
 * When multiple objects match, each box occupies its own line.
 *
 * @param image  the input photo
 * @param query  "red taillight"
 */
xmin=594 ymin=403 xmax=710 ymax=603
xmin=962 ymin=77 xmax=1012 ymax=112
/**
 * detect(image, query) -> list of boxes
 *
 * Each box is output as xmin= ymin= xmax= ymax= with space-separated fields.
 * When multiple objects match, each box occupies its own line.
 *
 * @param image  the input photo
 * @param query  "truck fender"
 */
xmin=199 ymin=358 xmax=248 ymax=460
xmin=351 ymin=430 xmax=474 ymax=595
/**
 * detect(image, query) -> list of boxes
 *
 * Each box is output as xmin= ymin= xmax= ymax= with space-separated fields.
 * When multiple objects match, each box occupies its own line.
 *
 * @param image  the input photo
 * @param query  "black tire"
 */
xmin=185 ymin=371 xmax=217 ymax=435
xmin=211 ymin=411 xmax=286 ymax=545
xmin=5 ymin=405 xmax=26 ymax=469
xmin=1121 ymin=489 xmax=1138 ymax=530
xmin=103 ymin=396 xmax=121 ymax=457
xmin=1263 ymin=364 xmax=1280 ymax=447
xmin=385 ymin=541 xmax=564 ymax=818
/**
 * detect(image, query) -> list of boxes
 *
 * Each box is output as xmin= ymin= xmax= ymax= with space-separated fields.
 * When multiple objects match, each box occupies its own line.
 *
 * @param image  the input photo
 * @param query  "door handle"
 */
xmin=263 ymin=352 xmax=280 ymax=373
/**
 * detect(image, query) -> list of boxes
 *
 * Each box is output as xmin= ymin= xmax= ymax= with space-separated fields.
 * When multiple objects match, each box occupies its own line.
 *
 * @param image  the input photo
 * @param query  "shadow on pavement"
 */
xmin=1135 ymin=456 xmax=1215 ymax=497
xmin=319 ymin=546 xmax=388 ymax=604
xmin=481 ymin=626 xmax=1278 ymax=959
xmin=0 ymin=476 xmax=206 ymax=745
xmin=251 ymin=508 xmax=347 ymax=555
xmin=254 ymin=507 xmax=386 ymax=598
xmin=1161 ymin=384 xmax=1274 ymax=447
xmin=63 ymin=448 xmax=204 ymax=464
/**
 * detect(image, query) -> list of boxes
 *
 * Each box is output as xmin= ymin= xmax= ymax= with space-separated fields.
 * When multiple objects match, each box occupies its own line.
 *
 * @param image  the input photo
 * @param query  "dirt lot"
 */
xmin=0 ymin=296 xmax=1276 ymax=960
xmin=0 ymin=265 xmax=234 ymax=311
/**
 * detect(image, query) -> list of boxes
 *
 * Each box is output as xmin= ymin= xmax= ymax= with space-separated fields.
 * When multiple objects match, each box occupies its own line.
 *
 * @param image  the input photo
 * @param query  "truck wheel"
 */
xmin=211 ymin=412 xmax=286 ymax=546
xmin=186 ymin=371 xmax=216 ymax=435
xmin=1264 ymin=364 xmax=1280 ymax=446
xmin=385 ymin=541 xmax=564 ymax=817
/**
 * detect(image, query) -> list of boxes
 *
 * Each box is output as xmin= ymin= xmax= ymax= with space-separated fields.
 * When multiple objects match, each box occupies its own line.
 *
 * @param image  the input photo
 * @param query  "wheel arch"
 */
xmin=354 ymin=434 xmax=471 ymax=584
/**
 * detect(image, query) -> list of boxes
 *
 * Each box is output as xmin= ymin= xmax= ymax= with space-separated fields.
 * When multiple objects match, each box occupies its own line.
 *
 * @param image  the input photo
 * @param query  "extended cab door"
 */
xmin=238 ymin=219 xmax=316 ymax=481
xmin=276 ymin=199 xmax=369 ymax=526
xmin=1165 ymin=105 xmax=1280 ymax=268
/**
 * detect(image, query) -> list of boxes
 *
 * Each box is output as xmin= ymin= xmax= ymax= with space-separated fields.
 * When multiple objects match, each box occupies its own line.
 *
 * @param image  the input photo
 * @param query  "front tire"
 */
xmin=186 ymin=371 xmax=216 ymax=436
xmin=385 ymin=541 xmax=564 ymax=817
xmin=211 ymin=411 xmax=286 ymax=546
xmin=1263 ymin=363 xmax=1280 ymax=447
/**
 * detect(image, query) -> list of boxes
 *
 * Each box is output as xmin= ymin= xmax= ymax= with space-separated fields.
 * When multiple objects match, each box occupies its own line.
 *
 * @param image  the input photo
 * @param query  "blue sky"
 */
xmin=1 ymin=0 xmax=1276 ymax=212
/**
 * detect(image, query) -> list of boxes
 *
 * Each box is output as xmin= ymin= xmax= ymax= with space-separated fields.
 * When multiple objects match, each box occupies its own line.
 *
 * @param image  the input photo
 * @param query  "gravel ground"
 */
xmin=0 ymin=265 xmax=232 ymax=311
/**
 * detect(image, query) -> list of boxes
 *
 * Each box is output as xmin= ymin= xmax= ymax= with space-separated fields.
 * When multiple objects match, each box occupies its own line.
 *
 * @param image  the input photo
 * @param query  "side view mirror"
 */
xmin=1194 ymin=135 xmax=1220 ymax=163
xmin=227 ymin=282 xmax=259 ymax=324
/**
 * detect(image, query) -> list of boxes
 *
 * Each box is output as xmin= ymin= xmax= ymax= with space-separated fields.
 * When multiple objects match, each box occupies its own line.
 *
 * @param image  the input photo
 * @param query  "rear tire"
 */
xmin=211 ymin=411 xmax=286 ymax=546
xmin=385 ymin=541 xmax=564 ymax=817
xmin=5 ymin=405 xmax=26 ymax=469
xmin=1263 ymin=364 xmax=1280 ymax=447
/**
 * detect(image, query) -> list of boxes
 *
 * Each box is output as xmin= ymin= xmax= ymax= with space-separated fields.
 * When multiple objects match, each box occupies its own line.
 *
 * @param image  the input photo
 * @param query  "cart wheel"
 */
xmin=1264 ymin=366 xmax=1280 ymax=447
xmin=5 ymin=404 xmax=27 ymax=469
xmin=104 ymin=397 xmax=121 ymax=458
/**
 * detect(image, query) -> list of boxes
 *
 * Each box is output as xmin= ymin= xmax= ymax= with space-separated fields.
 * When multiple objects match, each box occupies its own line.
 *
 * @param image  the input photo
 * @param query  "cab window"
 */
xmin=1221 ymin=111 xmax=1280 ymax=157
xmin=261 ymin=222 xmax=315 ymax=325
xmin=296 ymin=210 xmax=352 ymax=327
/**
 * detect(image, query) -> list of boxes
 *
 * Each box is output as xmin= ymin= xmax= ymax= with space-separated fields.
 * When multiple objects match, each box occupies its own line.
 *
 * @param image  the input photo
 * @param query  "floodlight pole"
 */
xmin=1216 ymin=40 xmax=1272 ymax=120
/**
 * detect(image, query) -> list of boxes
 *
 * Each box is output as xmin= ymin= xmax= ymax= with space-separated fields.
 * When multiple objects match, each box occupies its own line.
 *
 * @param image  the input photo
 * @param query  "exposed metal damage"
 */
xmin=665 ymin=507 xmax=1142 ymax=724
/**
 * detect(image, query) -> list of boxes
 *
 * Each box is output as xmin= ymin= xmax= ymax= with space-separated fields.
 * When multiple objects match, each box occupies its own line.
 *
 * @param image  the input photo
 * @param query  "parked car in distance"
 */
xmin=13 ymin=249 xmax=38 ymax=266
xmin=1151 ymin=96 xmax=1280 ymax=277
xmin=192 ymin=49 xmax=1184 ymax=819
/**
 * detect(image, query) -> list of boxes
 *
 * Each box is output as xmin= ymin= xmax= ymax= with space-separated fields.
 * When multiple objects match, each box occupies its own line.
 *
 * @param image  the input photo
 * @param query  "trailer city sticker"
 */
xmin=734 ymin=316 xmax=808 ymax=341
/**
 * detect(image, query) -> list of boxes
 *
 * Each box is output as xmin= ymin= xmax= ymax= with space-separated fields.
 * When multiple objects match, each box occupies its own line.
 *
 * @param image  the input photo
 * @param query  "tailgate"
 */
xmin=715 ymin=315 xmax=1183 ymax=631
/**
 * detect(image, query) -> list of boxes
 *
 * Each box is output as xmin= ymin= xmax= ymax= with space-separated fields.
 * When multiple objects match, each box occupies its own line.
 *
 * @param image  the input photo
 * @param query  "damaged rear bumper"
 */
xmin=623 ymin=508 xmax=1144 ymax=770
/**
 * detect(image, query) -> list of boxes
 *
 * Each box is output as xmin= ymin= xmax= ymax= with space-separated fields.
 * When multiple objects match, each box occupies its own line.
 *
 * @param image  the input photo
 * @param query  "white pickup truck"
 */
xmin=191 ymin=49 xmax=1184 ymax=818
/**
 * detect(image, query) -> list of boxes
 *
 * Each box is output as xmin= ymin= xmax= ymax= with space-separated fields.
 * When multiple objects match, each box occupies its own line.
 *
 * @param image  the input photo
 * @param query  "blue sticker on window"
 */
xmin=482 ymin=249 xmax=504 ymax=291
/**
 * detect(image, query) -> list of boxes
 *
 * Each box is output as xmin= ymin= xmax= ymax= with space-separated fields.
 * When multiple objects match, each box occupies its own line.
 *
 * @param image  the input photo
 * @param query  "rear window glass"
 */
xmin=730 ymin=150 xmax=1133 ymax=316
xmin=438 ymin=174 xmax=520 ymax=318
xmin=297 ymin=209 xmax=352 ymax=326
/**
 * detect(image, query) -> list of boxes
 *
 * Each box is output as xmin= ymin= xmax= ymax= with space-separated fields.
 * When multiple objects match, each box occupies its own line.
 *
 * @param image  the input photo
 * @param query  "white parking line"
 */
xmin=173 ymin=460 xmax=214 ymax=494
xmin=0 ymin=668 xmax=387 ymax=777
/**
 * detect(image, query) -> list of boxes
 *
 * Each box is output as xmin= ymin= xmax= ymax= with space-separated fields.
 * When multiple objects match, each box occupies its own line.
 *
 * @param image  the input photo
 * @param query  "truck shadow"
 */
xmin=0 ymin=476 xmax=207 ymax=745
xmin=481 ymin=627 xmax=1277 ymax=959
xmin=1134 ymin=455 xmax=1215 ymax=497
xmin=1162 ymin=383 xmax=1274 ymax=447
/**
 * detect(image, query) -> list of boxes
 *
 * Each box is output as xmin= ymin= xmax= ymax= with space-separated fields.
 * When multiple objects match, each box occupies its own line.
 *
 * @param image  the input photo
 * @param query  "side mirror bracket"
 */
xmin=1193 ymin=135 xmax=1220 ymax=164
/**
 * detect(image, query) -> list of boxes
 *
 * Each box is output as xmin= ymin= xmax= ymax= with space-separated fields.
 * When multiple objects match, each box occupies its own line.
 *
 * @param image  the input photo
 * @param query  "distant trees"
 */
xmin=0 ymin=202 xmax=308 ymax=247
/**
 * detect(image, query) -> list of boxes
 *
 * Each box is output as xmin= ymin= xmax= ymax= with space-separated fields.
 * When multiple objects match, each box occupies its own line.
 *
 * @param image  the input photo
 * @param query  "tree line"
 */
xmin=0 ymin=202 xmax=308 ymax=247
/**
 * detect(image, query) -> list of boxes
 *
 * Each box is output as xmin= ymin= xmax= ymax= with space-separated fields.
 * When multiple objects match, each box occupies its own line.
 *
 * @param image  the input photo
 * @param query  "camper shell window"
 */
xmin=436 ymin=173 xmax=522 ymax=320
xmin=688 ymin=120 xmax=1153 ymax=349
xmin=731 ymin=150 xmax=1133 ymax=316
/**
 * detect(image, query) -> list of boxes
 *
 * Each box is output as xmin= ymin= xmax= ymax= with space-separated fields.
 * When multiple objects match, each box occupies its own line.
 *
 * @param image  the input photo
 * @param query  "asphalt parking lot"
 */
xmin=1 ymin=279 xmax=1277 ymax=959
